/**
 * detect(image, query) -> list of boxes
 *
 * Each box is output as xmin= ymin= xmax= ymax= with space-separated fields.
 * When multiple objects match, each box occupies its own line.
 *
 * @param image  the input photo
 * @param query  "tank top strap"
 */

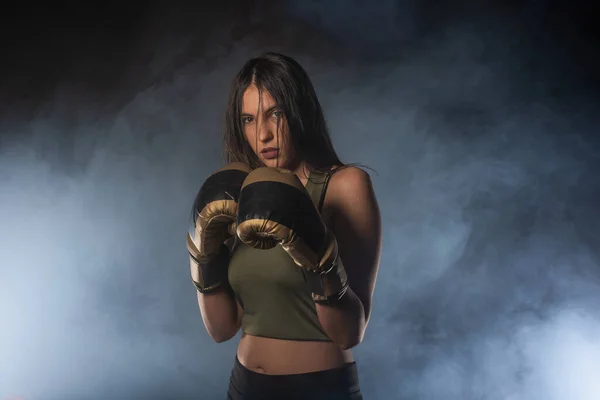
xmin=304 ymin=168 xmax=333 ymax=213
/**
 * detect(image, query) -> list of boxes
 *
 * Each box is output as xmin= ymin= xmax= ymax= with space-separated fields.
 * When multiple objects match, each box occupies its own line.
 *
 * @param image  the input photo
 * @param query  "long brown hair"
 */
xmin=223 ymin=52 xmax=344 ymax=174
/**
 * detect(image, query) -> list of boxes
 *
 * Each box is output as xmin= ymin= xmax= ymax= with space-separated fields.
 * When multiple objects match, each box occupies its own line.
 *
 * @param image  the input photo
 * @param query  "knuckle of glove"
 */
xmin=186 ymin=163 xmax=250 ymax=293
xmin=189 ymin=163 xmax=251 ymax=251
xmin=236 ymin=167 xmax=327 ymax=255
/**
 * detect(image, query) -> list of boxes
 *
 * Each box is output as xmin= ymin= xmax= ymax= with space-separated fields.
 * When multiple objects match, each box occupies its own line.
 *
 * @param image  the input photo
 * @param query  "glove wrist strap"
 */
xmin=304 ymin=233 xmax=349 ymax=304
xmin=305 ymin=255 xmax=349 ymax=304
xmin=188 ymin=238 xmax=230 ymax=293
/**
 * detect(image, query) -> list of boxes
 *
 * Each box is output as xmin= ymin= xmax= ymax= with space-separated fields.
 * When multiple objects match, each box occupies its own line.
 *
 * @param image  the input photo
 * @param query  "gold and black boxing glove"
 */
xmin=236 ymin=167 xmax=349 ymax=304
xmin=187 ymin=162 xmax=251 ymax=293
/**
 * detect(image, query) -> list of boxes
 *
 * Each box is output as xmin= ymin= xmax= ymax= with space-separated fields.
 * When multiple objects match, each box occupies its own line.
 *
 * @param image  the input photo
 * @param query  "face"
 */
xmin=241 ymin=84 xmax=296 ymax=169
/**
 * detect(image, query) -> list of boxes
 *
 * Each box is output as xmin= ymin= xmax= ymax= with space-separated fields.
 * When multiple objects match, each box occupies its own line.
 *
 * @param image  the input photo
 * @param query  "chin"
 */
xmin=262 ymin=158 xmax=289 ymax=169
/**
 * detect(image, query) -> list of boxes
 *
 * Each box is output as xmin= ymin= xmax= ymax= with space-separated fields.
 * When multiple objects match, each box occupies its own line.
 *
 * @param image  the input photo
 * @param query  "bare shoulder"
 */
xmin=324 ymin=165 xmax=380 ymax=227
xmin=327 ymin=165 xmax=375 ymax=199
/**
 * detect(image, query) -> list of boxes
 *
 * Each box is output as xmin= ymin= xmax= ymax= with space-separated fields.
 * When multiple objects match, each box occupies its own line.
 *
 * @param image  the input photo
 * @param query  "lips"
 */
xmin=261 ymin=147 xmax=279 ymax=160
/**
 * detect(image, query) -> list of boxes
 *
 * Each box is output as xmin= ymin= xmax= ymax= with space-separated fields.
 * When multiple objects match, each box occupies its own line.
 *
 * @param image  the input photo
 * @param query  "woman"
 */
xmin=187 ymin=52 xmax=381 ymax=399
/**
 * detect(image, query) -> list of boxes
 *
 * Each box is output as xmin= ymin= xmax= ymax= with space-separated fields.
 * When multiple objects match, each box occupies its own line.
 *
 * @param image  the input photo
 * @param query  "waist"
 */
xmin=237 ymin=333 xmax=354 ymax=375
xmin=228 ymin=353 xmax=362 ymax=399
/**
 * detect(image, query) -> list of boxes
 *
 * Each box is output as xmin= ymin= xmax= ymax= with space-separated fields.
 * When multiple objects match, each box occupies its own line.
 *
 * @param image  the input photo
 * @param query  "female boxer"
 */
xmin=187 ymin=52 xmax=381 ymax=399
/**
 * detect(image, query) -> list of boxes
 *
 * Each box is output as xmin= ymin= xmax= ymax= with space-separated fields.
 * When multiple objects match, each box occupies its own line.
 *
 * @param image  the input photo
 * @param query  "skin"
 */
xmin=240 ymin=84 xmax=299 ymax=172
xmin=194 ymin=84 xmax=382 ymax=375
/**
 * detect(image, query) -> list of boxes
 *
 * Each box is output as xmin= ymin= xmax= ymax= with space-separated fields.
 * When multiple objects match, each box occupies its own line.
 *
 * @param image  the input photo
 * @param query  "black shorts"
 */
xmin=226 ymin=356 xmax=363 ymax=400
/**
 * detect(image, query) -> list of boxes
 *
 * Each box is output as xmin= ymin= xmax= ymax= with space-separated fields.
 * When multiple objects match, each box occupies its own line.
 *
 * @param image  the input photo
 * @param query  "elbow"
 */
xmin=208 ymin=329 xmax=238 ymax=343
xmin=328 ymin=317 xmax=368 ymax=351
xmin=339 ymin=314 xmax=368 ymax=350
xmin=338 ymin=342 xmax=358 ymax=351
xmin=205 ymin=322 xmax=240 ymax=343
xmin=212 ymin=335 xmax=232 ymax=344
xmin=336 ymin=330 xmax=364 ymax=350
xmin=338 ymin=337 xmax=362 ymax=350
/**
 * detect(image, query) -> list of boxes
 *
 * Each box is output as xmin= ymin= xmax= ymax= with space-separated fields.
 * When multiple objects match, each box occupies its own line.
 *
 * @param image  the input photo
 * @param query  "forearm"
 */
xmin=315 ymin=286 xmax=366 ymax=350
xmin=197 ymin=284 xmax=241 ymax=343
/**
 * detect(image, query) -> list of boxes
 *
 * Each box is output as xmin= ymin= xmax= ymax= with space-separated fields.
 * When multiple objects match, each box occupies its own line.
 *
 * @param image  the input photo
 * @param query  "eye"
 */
xmin=242 ymin=116 xmax=253 ymax=124
xmin=271 ymin=110 xmax=283 ymax=119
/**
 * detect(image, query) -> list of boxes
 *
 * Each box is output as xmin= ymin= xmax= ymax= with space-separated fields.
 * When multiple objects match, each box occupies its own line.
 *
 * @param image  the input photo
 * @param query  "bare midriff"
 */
xmin=237 ymin=333 xmax=354 ymax=375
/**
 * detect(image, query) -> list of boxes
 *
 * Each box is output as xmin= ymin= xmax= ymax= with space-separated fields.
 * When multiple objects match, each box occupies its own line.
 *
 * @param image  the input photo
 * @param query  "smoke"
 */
xmin=1 ymin=1 xmax=598 ymax=399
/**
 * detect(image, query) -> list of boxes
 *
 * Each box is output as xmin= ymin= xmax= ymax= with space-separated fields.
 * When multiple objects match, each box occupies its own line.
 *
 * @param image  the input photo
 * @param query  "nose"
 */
xmin=257 ymin=120 xmax=274 ymax=143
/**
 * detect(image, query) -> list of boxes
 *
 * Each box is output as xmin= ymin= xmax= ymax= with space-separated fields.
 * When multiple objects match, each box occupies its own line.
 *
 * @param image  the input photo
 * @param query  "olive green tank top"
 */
xmin=228 ymin=169 xmax=333 ymax=341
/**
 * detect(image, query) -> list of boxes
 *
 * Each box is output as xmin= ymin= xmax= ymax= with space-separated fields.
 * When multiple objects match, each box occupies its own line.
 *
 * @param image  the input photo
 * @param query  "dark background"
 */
xmin=1 ymin=1 xmax=599 ymax=399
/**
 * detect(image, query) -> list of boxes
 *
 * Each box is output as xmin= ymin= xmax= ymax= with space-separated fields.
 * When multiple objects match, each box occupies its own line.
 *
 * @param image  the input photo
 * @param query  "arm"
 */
xmin=315 ymin=167 xmax=382 ymax=349
xmin=195 ymin=286 xmax=242 ymax=343
xmin=193 ymin=236 xmax=243 ymax=343
xmin=187 ymin=162 xmax=251 ymax=343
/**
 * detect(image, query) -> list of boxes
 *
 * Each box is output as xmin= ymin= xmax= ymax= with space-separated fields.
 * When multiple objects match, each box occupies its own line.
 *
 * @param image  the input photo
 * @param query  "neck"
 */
xmin=288 ymin=160 xmax=310 ymax=180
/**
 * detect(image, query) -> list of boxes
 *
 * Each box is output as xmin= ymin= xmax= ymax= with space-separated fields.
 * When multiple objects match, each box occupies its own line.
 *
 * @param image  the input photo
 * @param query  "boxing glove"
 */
xmin=236 ymin=167 xmax=349 ymax=304
xmin=187 ymin=162 xmax=251 ymax=293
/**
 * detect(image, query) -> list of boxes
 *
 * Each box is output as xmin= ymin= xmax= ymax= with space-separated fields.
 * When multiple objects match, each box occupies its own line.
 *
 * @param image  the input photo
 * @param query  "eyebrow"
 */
xmin=241 ymin=105 xmax=279 ymax=117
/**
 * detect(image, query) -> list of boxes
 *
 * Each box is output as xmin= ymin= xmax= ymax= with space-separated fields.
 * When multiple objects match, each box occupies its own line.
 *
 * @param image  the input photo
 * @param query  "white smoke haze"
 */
xmin=1 ymin=2 xmax=599 ymax=399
